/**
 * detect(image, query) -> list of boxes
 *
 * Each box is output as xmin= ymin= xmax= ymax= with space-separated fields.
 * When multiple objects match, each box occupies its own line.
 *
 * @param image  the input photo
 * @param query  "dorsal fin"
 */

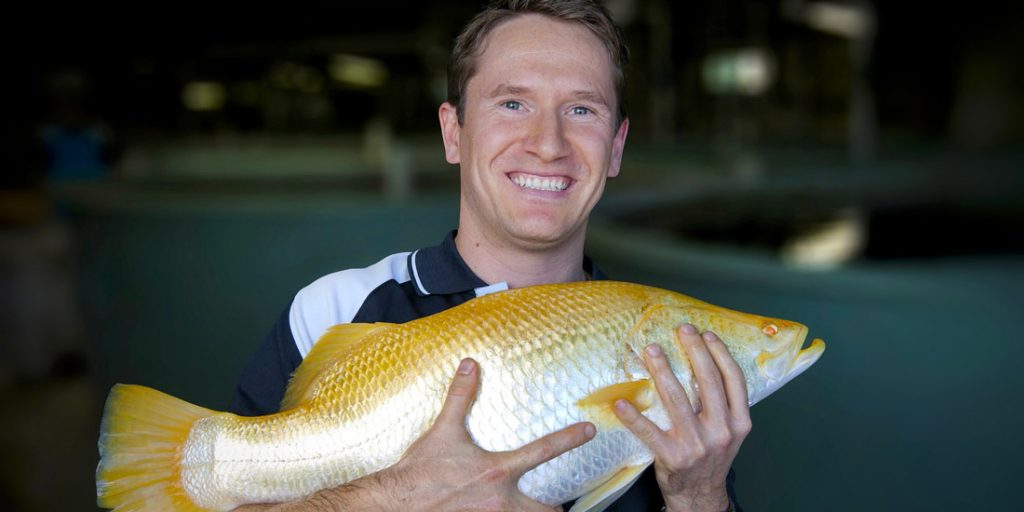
xmin=280 ymin=323 xmax=395 ymax=410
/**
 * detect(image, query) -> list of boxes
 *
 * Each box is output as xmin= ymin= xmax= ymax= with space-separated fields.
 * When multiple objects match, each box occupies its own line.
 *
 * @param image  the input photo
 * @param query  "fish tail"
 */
xmin=96 ymin=384 xmax=214 ymax=511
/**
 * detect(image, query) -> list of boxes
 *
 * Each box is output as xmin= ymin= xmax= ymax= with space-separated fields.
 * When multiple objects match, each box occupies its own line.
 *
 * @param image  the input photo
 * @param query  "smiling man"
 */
xmin=440 ymin=11 xmax=627 ymax=289
xmin=231 ymin=1 xmax=747 ymax=511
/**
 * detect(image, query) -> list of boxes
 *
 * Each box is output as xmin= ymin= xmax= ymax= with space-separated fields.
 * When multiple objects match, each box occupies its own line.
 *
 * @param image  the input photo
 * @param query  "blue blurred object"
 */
xmin=41 ymin=125 xmax=110 ymax=183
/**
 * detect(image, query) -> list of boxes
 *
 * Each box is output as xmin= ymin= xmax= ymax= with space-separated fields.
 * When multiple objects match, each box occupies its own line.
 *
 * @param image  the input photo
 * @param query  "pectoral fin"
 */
xmin=568 ymin=463 xmax=651 ymax=512
xmin=576 ymin=379 xmax=655 ymax=429
xmin=281 ymin=322 xmax=395 ymax=409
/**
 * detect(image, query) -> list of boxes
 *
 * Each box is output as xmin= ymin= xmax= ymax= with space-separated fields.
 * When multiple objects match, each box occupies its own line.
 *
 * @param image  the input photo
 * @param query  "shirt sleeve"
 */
xmin=228 ymin=306 xmax=303 ymax=416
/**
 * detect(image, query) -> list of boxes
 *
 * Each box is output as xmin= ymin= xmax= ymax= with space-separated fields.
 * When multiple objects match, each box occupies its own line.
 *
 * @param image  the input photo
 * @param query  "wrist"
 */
xmin=661 ymin=499 xmax=734 ymax=512
xmin=661 ymin=488 xmax=732 ymax=512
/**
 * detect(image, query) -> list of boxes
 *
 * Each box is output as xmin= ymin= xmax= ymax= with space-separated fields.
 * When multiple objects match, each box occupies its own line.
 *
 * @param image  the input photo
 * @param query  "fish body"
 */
xmin=97 ymin=280 xmax=824 ymax=511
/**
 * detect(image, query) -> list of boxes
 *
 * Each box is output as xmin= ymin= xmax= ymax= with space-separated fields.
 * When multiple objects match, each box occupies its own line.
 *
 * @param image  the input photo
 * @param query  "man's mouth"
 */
xmin=508 ymin=172 xmax=572 ymax=192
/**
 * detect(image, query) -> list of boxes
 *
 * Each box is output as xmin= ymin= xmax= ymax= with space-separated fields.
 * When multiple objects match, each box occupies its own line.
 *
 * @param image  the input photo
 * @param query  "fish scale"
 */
xmin=96 ymin=281 xmax=824 ymax=511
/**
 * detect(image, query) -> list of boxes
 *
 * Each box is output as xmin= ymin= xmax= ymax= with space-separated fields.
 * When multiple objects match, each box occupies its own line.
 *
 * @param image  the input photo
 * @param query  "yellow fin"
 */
xmin=577 ymin=379 xmax=655 ymax=429
xmin=281 ymin=322 xmax=395 ymax=409
xmin=569 ymin=463 xmax=651 ymax=512
xmin=96 ymin=384 xmax=214 ymax=511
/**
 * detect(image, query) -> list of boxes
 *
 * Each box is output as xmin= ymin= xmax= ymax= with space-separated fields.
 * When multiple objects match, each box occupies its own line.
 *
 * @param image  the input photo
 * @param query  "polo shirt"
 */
xmin=229 ymin=230 xmax=739 ymax=511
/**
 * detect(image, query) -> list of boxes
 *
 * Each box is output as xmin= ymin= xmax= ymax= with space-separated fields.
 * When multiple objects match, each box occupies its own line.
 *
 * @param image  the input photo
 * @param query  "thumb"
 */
xmin=435 ymin=358 xmax=480 ymax=428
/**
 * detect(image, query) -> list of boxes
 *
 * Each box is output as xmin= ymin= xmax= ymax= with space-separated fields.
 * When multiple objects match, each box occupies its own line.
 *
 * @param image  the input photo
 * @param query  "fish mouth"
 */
xmin=758 ymin=325 xmax=826 ymax=385
xmin=785 ymin=337 xmax=825 ymax=382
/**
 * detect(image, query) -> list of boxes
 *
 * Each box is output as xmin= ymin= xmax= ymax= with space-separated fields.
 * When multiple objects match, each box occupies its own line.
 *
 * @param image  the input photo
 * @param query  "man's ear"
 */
xmin=439 ymin=102 xmax=461 ymax=164
xmin=607 ymin=117 xmax=629 ymax=178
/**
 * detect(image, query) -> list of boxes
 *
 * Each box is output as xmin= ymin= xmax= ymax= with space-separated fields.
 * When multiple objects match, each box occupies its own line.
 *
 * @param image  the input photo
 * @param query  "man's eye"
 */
xmin=571 ymin=106 xmax=592 ymax=115
xmin=503 ymin=100 xmax=522 ymax=110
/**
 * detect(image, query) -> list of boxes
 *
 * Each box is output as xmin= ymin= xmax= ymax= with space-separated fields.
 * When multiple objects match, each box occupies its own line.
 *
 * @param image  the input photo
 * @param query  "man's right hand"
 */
xmin=236 ymin=358 xmax=596 ymax=511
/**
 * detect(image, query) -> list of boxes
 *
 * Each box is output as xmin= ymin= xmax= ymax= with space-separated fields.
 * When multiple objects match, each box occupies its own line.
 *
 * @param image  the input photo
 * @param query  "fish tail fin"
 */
xmin=97 ymin=384 xmax=214 ymax=511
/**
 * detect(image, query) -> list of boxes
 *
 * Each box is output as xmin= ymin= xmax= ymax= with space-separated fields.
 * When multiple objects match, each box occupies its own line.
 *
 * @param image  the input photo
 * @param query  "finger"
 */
xmin=434 ymin=358 xmax=480 ymax=429
xmin=613 ymin=398 xmax=669 ymax=454
xmin=507 ymin=422 xmax=596 ymax=477
xmin=642 ymin=342 xmax=699 ymax=430
xmin=676 ymin=325 xmax=729 ymax=421
xmin=703 ymin=331 xmax=752 ymax=423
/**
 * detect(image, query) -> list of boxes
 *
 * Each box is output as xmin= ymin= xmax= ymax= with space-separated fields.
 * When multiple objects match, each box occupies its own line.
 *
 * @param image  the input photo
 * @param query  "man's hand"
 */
xmin=383 ymin=358 xmax=596 ymax=511
xmin=613 ymin=324 xmax=751 ymax=512
xmin=236 ymin=358 xmax=596 ymax=511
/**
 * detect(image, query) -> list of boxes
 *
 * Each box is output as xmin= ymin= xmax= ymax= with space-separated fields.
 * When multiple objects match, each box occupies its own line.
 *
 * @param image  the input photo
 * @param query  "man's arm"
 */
xmin=235 ymin=358 xmax=596 ymax=511
xmin=614 ymin=324 xmax=750 ymax=512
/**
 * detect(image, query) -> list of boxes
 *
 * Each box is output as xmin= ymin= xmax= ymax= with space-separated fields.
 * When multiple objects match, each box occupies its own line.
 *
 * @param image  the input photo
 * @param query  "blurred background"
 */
xmin=2 ymin=0 xmax=1022 ymax=510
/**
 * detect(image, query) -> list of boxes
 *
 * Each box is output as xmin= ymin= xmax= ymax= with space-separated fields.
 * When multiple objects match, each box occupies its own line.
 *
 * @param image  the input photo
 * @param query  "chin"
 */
xmin=507 ymin=223 xmax=579 ymax=249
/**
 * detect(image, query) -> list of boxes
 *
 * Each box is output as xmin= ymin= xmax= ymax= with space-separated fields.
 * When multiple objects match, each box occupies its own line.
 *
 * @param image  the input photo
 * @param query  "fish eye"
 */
xmin=762 ymin=324 xmax=779 ymax=337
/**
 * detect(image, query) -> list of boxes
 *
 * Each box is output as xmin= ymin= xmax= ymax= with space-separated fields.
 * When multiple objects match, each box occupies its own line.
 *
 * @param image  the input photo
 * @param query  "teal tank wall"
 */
xmin=71 ymin=188 xmax=459 ymax=411
xmin=585 ymin=218 xmax=1024 ymax=511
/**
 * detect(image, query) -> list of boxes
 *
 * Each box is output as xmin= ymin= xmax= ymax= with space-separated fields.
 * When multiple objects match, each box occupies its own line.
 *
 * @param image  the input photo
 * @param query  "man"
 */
xmin=232 ymin=1 xmax=749 ymax=510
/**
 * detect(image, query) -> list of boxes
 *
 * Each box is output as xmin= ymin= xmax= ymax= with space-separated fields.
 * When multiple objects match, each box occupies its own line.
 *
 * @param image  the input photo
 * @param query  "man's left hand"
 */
xmin=613 ymin=324 xmax=751 ymax=512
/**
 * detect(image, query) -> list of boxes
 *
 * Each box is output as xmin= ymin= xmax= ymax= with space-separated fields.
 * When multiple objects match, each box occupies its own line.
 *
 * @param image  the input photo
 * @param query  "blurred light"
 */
xmin=181 ymin=82 xmax=226 ymax=111
xmin=268 ymin=62 xmax=325 ymax=94
xmin=329 ymin=54 xmax=389 ymax=89
xmin=803 ymin=2 xmax=874 ymax=38
xmin=781 ymin=209 xmax=866 ymax=270
xmin=701 ymin=48 xmax=775 ymax=96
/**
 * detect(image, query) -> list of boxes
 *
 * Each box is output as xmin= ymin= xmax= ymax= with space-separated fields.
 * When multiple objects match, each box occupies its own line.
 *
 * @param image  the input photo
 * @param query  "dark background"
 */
xmin=9 ymin=2 xmax=1023 ymax=147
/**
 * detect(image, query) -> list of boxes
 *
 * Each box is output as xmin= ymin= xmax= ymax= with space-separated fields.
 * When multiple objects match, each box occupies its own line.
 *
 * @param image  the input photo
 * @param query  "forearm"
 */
xmin=233 ymin=474 xmax=391 ymax=511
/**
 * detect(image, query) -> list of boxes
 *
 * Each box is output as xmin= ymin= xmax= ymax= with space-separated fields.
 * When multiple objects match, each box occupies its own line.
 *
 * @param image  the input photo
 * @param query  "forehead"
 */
xmin=470 ymin=14 xmax=615 ymax=96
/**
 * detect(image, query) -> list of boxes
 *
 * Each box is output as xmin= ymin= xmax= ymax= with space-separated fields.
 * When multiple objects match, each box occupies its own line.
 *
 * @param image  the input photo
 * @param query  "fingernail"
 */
xmin=703 ymin=332 xmax=718 ymax=342
xmin=681 ymin=324 xmax=698 ymax=334
xmin=457 ymin=359 xmax=475 ymax=375
xmin=583 ymin=423 xmax=596 ymax=438
xmin=615 ymin=399 xmax=630 ymax=412
xmin=645 ymin=344 xmax=663 ymax=357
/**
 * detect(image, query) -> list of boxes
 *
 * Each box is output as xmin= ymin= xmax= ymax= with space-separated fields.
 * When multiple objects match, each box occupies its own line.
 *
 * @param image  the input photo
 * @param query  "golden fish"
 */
xmin=96 ymin=280 xmax=825 ymax=511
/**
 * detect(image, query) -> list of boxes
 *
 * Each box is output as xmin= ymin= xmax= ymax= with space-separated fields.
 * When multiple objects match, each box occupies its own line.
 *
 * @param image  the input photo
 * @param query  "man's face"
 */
xmin=440 ymin=14 xmax=629 ymax=251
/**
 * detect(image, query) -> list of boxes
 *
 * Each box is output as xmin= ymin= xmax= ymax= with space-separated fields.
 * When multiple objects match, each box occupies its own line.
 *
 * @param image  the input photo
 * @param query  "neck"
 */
xmin=455 ymin=224 xmax=589 ymax=290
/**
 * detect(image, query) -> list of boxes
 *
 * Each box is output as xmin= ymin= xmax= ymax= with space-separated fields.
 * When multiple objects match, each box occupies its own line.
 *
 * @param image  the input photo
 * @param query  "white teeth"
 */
xmin=511 ymin=175 xmax=569 ymax=192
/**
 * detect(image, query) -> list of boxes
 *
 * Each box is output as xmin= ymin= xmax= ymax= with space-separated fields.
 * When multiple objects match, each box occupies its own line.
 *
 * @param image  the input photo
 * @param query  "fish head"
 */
xmin=628 ymin=301 xmax=825 ymax=407
xmin=677 ymin=305 xmax=826 ymax=405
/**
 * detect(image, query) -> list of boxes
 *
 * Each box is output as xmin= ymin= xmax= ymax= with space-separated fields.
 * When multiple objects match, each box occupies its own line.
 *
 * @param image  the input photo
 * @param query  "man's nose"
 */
xmin=524 ymin=110 xmax=570 ymax=161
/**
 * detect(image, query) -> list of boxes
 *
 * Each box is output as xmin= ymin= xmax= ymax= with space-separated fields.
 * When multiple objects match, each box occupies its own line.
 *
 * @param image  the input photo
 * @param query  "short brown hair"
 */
xmin=447 ymin=0 xmax=630 ymax=125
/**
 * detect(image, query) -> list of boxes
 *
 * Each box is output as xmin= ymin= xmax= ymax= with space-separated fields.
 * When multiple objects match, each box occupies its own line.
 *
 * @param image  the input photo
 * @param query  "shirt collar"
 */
xmin=406 ymin=230 xmax=606 ymax=297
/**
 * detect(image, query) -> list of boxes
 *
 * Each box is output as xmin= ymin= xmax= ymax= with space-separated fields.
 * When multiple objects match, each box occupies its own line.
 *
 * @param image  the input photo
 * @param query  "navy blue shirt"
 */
xmin=230 ymin=231 xmax=739 ymax=511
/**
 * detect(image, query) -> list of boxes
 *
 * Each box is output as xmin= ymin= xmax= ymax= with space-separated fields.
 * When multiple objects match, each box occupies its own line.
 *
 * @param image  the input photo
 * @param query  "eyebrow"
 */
xmin=570 ymin=90 xmax=610 ymax=106
xmin=486 ymin=84 xmax=530 ymax=99
xmin=486 ymin=83 xmax=611 ymax=106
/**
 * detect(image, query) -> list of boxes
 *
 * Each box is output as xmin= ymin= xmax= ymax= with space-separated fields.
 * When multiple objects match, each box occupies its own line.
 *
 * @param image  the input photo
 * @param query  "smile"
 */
xmin=509 ymin=173 xmax=572 ymax=192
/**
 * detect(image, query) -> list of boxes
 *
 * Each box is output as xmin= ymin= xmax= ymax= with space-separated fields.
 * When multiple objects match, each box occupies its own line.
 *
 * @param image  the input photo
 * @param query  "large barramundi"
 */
xmin=97 ymin=280 xmax=824 ymax=511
